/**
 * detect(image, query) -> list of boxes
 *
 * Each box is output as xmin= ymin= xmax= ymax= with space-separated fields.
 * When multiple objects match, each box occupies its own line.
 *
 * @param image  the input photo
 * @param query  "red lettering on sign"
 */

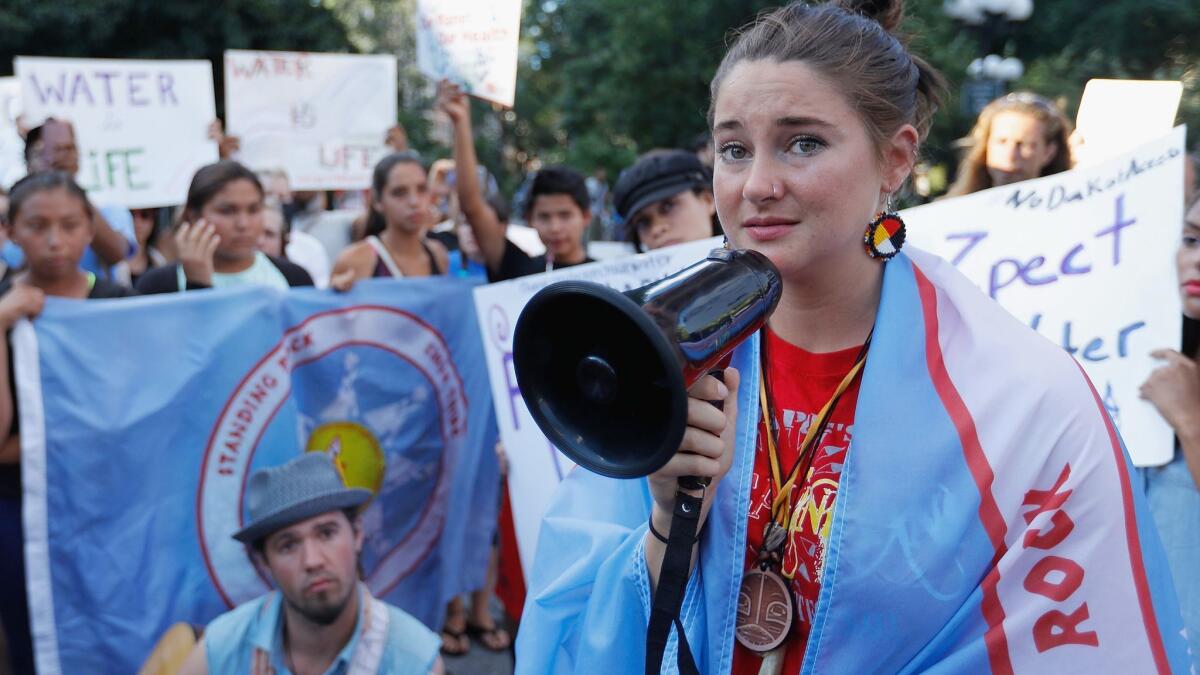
xmin=1033 ymin=604 xmax=1100 ymax=653
xmin=1021 ymin=464 xmax=1072 ymax=525
xmin=1019 ymin=463 xmax=1100 ymax=653
xmin=1023 ymin=555 xmax=1085 ymax=602
xmin=1024 ymin=509 xmax=1075 ymax=550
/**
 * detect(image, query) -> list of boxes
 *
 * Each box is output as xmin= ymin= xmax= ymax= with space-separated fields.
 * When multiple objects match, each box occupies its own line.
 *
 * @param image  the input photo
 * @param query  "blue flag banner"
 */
xmin=15 ymin=278 xmax=498 ymax=674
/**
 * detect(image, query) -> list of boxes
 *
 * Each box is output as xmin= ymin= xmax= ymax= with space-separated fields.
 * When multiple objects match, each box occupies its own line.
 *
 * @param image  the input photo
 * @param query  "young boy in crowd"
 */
xmin=436 ymin=80 xmax=593 ymax=282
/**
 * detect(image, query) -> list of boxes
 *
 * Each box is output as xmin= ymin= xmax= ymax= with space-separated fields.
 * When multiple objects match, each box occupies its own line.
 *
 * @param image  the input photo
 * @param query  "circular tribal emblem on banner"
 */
xmin=196 ymin=305 xmax=468 ymax=608
xmin=306 ymin=421 xmax=386 ymax=497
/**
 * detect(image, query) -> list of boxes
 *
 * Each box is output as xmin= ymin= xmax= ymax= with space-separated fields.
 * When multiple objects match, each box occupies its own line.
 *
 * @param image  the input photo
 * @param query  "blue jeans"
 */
xmin=0 ymin=494 xmax=33 ymax=674
xmin=1143 ymin=452 xmax=1200 ymax=669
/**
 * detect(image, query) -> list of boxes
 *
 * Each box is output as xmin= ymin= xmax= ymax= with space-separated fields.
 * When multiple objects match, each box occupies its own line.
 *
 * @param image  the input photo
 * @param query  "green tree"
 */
xmin=0 ymin=0 xmax=354 ymax=115
xmin=503 ymin=0 xmax=1200 ymax=193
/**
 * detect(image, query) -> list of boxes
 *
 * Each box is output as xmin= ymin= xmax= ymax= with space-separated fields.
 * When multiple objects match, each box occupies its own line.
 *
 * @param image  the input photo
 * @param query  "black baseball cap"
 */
xmin=613 ymin=150 xmax=710 ymax=222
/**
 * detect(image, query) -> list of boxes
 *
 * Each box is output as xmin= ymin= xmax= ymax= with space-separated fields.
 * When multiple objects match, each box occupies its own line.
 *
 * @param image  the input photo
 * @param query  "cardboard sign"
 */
xmin=224 ymin=50 xmax=397 ymax=191
xmin=416 ymin=0 xmax=522 ymax=107
xmin=0 ymin=78 xmax=25 ymax=189
xmin=473 ymin=237 xmax=722 ymax=575
xmin=907 ymin=127 xmax=1185 ymax=467
xmin=15 ymin=57 xmax=218 ymax=208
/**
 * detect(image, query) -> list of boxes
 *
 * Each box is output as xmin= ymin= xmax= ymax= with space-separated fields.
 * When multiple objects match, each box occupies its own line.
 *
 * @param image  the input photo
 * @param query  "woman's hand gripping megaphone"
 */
xmin=645 ymin=367 xmax=741 ymax=590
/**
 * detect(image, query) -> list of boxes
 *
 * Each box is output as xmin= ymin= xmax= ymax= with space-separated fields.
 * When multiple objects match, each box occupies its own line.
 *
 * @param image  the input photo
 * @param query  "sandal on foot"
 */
xmin=440 ymin=625 xmax=469 ymax=656
xmin=466 ymin=621 xmax=512 ymax=652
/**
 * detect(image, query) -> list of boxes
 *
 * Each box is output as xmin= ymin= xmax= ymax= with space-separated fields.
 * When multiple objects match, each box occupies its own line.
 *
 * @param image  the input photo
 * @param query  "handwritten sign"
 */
xmin=416 ymin=0 xmax=522 ymax=107
xmin=1074 ymin=79 xmax=1182 ymax=167
xmin=906 ymin=127 xmax=1185 ymax=467
xmin=473 ymin=237 xmax=721 ymax=575
xmin=14 ymin=57 xmax=218 ymax=208
xmin=0 ymin=78 xmax=24 ymax=189
xmin=224 ymin=50 xmax=396 ymax=192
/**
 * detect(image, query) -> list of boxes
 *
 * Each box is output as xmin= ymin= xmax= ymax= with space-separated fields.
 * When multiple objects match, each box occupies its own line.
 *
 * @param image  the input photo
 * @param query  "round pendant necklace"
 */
xmin=735 ymin=521 xmax=793 ymax=653
xmin=734 ymin=331 xmax=871 ymax=655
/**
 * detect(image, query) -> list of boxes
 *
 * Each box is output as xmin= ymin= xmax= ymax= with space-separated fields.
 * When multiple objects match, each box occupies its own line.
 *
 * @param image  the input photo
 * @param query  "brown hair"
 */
xmin=946 ymin=92 xmax=1073 ymax=197
xmin=709 ymin=0 xmax=945 ymax=158
xmin=182 ymin=160 xmax=264 ymax=224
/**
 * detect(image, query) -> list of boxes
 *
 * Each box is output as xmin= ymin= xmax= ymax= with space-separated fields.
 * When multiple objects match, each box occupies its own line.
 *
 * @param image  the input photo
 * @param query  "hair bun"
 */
xmin=835 ymin=0 xmax=904 ymax=33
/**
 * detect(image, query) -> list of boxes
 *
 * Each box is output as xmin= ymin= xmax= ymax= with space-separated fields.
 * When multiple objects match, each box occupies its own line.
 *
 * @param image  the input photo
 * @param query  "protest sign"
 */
xmin=1074 ymin=79 xmax=1182 ymax=167
xmin=474 ymin=237 xmax=721 ymax=575
xmin=906 ymin=127 xmax=1185 ymax=467
xmin=18 ymin=279 xmax=497 ymax=673
xmin=14 ymin=57 xmax=218 ymax=208
xmin=0 ymin=78 xmax=24 ymax=189
xmin=224 ymin=50 xmax=396 ymax=191
xmin=416 ymin=0 xmax=522 ymax=107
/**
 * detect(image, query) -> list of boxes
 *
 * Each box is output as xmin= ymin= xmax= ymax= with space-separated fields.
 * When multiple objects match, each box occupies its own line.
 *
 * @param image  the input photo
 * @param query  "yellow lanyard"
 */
xmin=758 ymin=353 xmax=866 ymax=525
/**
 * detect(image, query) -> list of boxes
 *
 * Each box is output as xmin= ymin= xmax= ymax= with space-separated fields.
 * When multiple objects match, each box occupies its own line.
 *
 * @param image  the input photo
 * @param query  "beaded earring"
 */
xmin=864 ymin=195 xmax=906 ymax=261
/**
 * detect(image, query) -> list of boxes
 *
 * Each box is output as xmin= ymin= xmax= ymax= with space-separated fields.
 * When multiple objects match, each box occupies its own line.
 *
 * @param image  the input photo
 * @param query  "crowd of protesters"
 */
xmin=1 ymin=18 xmax=1198 ymax=673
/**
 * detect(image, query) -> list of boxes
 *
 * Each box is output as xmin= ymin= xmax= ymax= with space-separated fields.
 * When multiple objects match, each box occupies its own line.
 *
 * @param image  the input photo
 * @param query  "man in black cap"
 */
xmin=179 ymin=453 xmax=443 ymax=675
xmin=613 ymin=150 xmax=720 ymax=253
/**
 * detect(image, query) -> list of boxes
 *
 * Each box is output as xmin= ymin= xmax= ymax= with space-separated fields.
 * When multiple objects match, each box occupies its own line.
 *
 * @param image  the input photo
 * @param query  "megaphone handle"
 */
xmin=678 ymin=368 xmax=727 ymax=491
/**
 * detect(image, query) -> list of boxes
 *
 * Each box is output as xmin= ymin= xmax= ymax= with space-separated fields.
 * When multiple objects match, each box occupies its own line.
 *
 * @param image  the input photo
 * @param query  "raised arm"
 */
xmin=435 ymin=81 xmax=509 ymax=271
xmin=90 ymin=207 xmax=134 ymax=266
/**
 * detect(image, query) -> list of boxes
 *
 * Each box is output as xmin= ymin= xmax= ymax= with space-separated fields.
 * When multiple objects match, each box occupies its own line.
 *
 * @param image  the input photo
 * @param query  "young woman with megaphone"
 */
xmin=515 ymin=1 xmax=1190 ymax=673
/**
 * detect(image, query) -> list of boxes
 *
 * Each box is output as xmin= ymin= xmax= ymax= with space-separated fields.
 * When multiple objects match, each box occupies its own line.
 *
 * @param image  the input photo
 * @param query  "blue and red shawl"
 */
xmin=515 ymin=249 xmax=1188 ymax=674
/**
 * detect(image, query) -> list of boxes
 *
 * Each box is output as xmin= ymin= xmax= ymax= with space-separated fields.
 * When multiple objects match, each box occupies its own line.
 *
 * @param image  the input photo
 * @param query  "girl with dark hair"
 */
xmin=516 ymin=2 xmax=1187 ymax=673
xmin=329 ymin=152 xmax=449 ymax=291
xmin=136 ymin=160 xmax=313 ymax=294
xmin=128 ymin=207 xmax=169 ymax=286
xmin=0 ymin=171 xmax=135 ymax=674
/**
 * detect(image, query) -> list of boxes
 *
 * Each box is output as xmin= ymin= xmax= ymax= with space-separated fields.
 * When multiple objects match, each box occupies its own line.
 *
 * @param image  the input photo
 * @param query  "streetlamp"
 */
xmin=944 ymin=0 xmax=1033 ymax=115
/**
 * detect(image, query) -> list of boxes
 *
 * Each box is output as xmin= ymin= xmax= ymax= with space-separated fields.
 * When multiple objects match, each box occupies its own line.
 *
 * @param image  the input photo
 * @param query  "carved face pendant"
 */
xmin=735 ymin=568 xmax=793 ymax=653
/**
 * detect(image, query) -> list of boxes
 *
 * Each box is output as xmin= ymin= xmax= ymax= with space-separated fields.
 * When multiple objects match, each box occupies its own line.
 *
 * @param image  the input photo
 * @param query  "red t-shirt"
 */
xmin=732 ymin=329 xmax=863 ymax=674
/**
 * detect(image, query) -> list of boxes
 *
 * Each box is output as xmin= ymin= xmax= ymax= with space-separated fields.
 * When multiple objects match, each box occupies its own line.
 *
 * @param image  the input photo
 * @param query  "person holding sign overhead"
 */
xmin=515 ymin=2 xmax=1189 ymax=673
xmin=945 ymin=92 xmax=1074 ymax=197
xmin=437 ymin=80 xmax=593 ymax=282
xmin=24 ymin=118 xmax=137 ymax=281
xmin=1140 ymin=193 xmax=1200 ymax=668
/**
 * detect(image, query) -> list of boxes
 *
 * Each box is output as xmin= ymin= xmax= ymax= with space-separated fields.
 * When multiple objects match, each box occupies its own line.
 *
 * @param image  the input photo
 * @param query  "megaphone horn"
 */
xmin=512 ymin=247 xmax=782 ymax=479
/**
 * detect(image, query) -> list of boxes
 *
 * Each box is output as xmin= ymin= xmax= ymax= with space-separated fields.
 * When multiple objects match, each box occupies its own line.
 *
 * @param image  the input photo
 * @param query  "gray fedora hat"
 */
xmin=233 ymin=453 xmax=372 ymax=544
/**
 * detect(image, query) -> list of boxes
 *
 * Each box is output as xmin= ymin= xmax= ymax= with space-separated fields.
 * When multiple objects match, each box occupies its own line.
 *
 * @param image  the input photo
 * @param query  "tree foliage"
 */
xmin=3 ymin=0 xmax=1196 ymax=193
xmin=499 ymin=0 xmax=1200 ymax=189
xmin=0 ymin=0 xmax=354 ymax=115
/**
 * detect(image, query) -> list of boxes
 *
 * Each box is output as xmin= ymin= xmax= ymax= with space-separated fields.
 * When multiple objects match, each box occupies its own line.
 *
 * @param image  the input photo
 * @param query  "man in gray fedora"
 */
xmin=180 ymin=452 xmax=443 ymax=674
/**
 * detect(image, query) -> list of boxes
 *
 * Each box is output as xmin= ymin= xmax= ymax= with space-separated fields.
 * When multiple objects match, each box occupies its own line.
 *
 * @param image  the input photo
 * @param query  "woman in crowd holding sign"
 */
xmin=136 ymin=160 xmax=313 ymax=293
xmin=1141 ymin=193 xmax=1200 ymax=667
xmin=516 ymin=1 xmax=1188 ymax=673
